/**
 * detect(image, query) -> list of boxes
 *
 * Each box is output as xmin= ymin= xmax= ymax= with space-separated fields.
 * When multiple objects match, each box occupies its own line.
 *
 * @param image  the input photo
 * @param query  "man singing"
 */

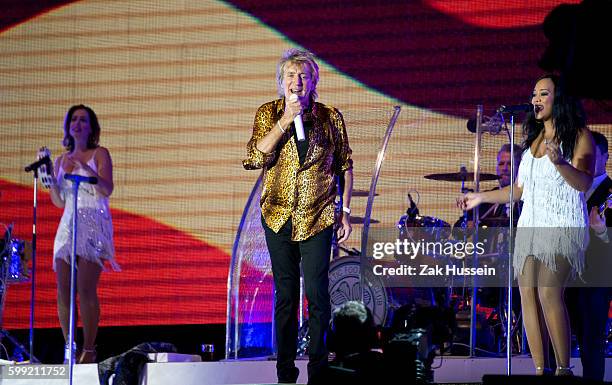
xmin=243 ymin=48 xmax=353 ymax=383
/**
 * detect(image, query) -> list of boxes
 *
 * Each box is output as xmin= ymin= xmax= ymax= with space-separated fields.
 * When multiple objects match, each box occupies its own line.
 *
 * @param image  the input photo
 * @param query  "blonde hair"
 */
xmin=276 ymin=48 xmax=319 ymax=100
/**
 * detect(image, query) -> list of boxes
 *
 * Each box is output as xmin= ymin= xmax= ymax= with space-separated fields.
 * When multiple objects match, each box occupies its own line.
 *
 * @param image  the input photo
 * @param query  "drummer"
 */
xmin=453 ymin=143 xmax=524 ymax=353
xmin=454 ymin=143 xmax=522 ymax=228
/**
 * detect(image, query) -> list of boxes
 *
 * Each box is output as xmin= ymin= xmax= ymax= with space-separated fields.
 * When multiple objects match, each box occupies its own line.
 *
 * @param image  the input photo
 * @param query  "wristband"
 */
xmin=277 ymin=121 xmax=285 ymax=134
xmin=342 ymin=206 xmax=351 ymax=215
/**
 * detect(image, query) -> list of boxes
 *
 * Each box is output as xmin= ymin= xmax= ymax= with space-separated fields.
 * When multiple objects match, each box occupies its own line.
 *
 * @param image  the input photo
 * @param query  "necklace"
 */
xmin=542 ymin=132 xmax=554 ymax=145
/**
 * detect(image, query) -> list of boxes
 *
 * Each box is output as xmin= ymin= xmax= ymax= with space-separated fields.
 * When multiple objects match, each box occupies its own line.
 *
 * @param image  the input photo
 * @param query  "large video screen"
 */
xmin=2 ymin=0 xmax=609 ymax=329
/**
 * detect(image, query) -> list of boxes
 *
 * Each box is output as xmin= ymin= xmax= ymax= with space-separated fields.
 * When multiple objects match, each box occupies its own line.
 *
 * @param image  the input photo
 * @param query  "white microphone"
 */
xmin=289 ymin=94 xmax=306 ymax=141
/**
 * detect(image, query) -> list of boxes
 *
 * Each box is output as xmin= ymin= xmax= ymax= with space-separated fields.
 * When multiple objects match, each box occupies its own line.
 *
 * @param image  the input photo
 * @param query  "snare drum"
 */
xmin=398 ymin=215 xmax=451 ymax=250
xmin=397 ymin=215 xmax=450 ymax=237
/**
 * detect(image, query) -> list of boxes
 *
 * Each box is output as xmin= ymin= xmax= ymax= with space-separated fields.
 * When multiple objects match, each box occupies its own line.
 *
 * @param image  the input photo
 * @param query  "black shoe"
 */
xmin=278 ymin=366 xmax=299 ymax=383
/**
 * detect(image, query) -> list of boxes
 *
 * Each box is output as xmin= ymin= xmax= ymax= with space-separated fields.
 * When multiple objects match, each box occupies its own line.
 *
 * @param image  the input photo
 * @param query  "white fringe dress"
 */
xmin=513 ymin=147 xmax=589 ymax=277
xmin=53 ymin=152 xmax=119 ymax=271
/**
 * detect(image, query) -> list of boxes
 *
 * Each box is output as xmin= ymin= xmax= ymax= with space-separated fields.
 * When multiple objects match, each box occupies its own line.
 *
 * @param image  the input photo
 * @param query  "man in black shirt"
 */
xmin=566 ymin=130 xmax=612 ymax=381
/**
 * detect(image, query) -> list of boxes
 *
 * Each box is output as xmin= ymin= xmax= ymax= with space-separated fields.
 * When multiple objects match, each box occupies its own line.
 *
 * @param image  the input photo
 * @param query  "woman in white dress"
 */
xmin=47 ymin=105 xmax=118 ymax=363
xmin=458 ymin=75 xmax=595 ymax=375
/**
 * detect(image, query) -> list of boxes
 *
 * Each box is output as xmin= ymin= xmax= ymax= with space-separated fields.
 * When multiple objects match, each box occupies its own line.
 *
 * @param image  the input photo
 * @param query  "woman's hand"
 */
xmin=456 ymin=192 xmax=483 ymax=211
xmin=545 ymin=139 xmax=566 ymax=166
xmin=551 ymin=128 xmax=594 ymax=192
xmin=64 ymin=156 xmax=95 ymax=176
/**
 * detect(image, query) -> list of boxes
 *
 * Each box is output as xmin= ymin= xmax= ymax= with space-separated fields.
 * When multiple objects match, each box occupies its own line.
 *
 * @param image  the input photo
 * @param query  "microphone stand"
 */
xmin=29 ymin=170 xmax=38 ymax=363
xmin=22 ymin=162 xmax=44 ymax=363
xmin=64 ymin=174 xmax=97 ymax=385
xmin=505 ymin=113 xmax=518 ymax=376
xmin=468 ymin=106 xmax=483 ymax=357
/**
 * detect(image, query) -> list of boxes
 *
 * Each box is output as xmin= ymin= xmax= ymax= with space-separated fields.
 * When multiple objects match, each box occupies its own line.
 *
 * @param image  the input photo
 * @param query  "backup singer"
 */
xmin=47 ymin=105 xmax=119 ymax=363
xmin=459 ymin=74 xmax=595 ymax=376
xmin=243 ymin=49 xmax=353 ymax=383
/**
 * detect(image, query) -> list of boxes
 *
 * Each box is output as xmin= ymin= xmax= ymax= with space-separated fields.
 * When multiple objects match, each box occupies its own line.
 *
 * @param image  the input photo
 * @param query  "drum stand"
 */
xmin=64 ymin=174 xmax=97 ymax=385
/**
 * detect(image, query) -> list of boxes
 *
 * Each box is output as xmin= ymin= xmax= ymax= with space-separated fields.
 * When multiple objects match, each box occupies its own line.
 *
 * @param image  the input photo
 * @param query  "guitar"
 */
xmin=599 ymin=192 xmax=612 ymax=218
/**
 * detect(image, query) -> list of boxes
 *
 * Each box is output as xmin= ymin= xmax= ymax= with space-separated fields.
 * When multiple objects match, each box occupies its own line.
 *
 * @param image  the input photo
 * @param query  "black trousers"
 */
xmin=566 ymin=286 xmax=611 ymax=381
xmin=262 ymin=217 xmax=333 ymax=381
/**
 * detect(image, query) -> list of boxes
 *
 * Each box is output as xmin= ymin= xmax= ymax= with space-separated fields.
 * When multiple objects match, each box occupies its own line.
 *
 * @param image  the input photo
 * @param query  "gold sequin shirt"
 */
xmin=243 ymin=98 xmax=352 ymax=241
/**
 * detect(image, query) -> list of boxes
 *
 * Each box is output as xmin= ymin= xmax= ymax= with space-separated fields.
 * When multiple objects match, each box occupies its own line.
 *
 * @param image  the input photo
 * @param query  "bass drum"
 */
xmin=329 ymin=256 xmax=389 ymax=326
xmin=328 ymin=257 xmax=440 ymax=327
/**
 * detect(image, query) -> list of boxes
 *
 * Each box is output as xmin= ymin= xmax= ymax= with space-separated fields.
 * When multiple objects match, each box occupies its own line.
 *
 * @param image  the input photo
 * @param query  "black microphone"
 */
xmin=466 ymin=117 xmax=478 ymax=133
xmin=24 ymin=155 xmax=51 ymax=172
xmin=64 ymin=173 xmax=98 ymax=185
xmin=466 ymin=113 xmax=505 ymax=133
xmin=497 ymin=103 xmax=533 ymax=113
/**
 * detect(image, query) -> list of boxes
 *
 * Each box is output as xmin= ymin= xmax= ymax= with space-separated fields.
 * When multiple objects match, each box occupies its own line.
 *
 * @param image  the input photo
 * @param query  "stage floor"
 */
xmin=3 ymin=356 xmax=612 ymax=384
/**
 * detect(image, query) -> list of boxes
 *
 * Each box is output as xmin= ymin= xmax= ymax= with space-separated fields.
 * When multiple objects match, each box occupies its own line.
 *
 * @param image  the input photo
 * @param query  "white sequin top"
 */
xmin=53 ymin=149 xmax=119 ymax=271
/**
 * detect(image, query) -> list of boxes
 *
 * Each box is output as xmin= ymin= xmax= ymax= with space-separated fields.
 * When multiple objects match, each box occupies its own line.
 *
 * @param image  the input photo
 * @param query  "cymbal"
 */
xmin=349 ymin=216 xmax=380 ymax=224
xmin=424 ymin=172 xmax=500 ymax=182
xmin=351 ymin=189 xmax=379 ymax=197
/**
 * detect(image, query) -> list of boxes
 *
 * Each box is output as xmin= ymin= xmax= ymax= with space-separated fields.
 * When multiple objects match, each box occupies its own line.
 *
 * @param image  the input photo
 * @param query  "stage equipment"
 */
xmin=0 ymin=224 xmax=34 ymax=362
xmin=386 ymin=304 xmax=452 ymax=385
xmin=15 ymin=148 xmax=53 ymax=362
xmin=63 ymin=173 xmax=98 ymax=385
xmin=424 ymin=171 xmax=500 ymax=182
xmin=350 ymin=189 xmax=379 ymax=197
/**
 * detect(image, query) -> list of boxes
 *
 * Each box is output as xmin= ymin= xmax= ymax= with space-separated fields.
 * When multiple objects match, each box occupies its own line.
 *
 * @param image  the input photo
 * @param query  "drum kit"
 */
xmin=334 ymin=169 xmax=521 ymax=355
xmin=1 ymin=230 xmax=31 ymax=285
xmin=419 ymin=170 xmax=521 ymax=354
xmin=1 ymin=224 xmax=31 ymax=296
xmin=1 ymin=224 xmax=32 ymax=361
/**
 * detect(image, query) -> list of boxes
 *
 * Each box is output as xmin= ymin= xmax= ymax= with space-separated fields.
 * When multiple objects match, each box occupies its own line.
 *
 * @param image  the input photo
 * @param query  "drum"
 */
xmin=329 ymin=256 xmax=389 ymax=326
xmin=397 ymin=214 xmax=452 ymax=260
xmin=329 ymin=256 xmax=446 ymax=327
xmin=4 ymin=239 xmax=30 ymax=283
xmin=452 ymin=216 xmax=511 ymax=259
xmin=398 ymin=214 xmax=450 ymax=231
